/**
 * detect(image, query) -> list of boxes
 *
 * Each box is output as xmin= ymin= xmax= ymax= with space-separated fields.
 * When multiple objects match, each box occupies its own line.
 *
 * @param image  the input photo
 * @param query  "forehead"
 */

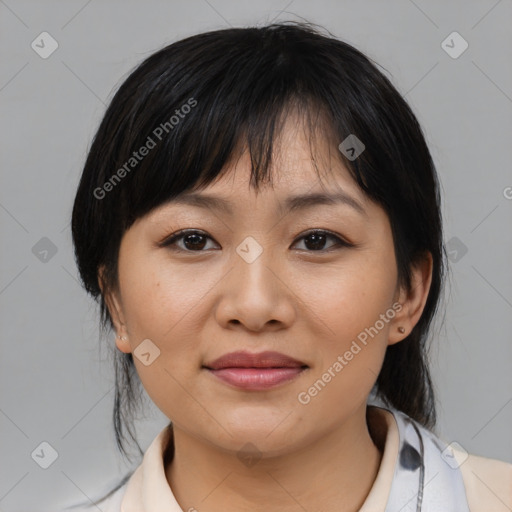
xmin=140 ymin=108 xmax=374 ymax=229
xmin=199 ymin=155 xmax=361 ymax=208
xmin=193 ymin=111 xmax=364 ymax=201
xmin=149 ymin=156 xmax=371 ymax=227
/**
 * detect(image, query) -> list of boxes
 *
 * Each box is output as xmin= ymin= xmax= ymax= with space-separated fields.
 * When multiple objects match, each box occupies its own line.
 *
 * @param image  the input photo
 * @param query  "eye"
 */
xmin=160 ymin=230 xmax=219 ymax=252
xmin=292 ymin=229 xmax=353 ymax=252
xmin=160 ymin=229 xmax=352 ymax=253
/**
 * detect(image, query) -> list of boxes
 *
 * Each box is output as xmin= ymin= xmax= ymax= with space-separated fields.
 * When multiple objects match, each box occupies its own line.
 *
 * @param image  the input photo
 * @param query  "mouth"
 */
xmin=202 ymin=350 xmax=309 ymax=390
xmin=204 ymin=367 xmax=308 ymax=390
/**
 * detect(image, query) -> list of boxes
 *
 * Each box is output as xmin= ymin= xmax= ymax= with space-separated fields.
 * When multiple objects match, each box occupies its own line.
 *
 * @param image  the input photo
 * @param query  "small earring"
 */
xmin=117 ymin=334 xmax=128 ymax=341
xmin=398 ymin=326 xmax=405 ymax=334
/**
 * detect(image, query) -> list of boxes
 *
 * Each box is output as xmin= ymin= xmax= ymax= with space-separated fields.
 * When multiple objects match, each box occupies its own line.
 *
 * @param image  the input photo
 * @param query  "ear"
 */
xmin=388 ymin=252 xmax=433 ymax=346
xmin=97 ymin=266 xmax=132 ymax=354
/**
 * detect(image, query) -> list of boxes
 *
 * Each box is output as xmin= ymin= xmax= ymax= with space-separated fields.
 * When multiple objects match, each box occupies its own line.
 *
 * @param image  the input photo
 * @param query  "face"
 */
xmin=103 ymin=114 xmax=432 ymax=457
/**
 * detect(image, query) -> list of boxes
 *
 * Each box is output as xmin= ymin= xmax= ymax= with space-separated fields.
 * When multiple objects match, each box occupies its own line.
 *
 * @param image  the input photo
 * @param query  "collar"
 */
xmin=383 ymin=407 xmax=470 ymax=511
xmin=120 ymin=405 xmax=469 ymax=511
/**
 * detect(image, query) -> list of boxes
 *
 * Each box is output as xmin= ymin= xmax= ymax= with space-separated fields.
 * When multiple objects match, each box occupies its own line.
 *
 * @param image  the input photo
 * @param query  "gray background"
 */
xmin=1 ymin=0 xmax=511 ymax=510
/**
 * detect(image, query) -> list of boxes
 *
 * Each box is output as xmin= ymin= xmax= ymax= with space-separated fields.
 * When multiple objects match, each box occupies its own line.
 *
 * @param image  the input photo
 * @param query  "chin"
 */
xmin=214 ymin=416 xmax=302 ymax=452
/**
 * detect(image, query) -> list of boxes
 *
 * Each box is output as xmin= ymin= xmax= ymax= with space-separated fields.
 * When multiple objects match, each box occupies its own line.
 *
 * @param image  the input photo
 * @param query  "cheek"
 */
xmin=295 ymin=269 xmax=396 ymax=419
xmin=117 ymin=252 xmax=212 ymax=407
xmin=300 ymin=252 xmax=397 ymax=337
xmin=119 ymin=250 xmax=208 ymax=338
xmin=298 ymin=250 xmax=397 ymax=388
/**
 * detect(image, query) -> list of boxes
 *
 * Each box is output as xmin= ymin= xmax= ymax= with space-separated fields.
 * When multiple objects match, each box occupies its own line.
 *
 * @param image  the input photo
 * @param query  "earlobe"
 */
xmin=115 ymin=333 xmax=132 ymax=354
xmin=388 ymin=320 xmax=408 ymax=346
xmin=388 ymin=252 xmax=433 ymax=346
xmin=106 ymin=292 xmax=132 ymax=354
xmin=97 ymin=266 xmax=132 ymax=354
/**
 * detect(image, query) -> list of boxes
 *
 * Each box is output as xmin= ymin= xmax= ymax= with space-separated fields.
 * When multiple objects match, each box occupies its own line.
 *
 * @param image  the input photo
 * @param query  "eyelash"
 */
xmin=159 ymin=229 xmax=354 ymax=253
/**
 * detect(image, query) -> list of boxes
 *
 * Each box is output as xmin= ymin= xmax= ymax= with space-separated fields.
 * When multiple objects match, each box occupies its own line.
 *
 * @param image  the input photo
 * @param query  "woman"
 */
xmin=69 ymin=21 xmax=512 ymax=512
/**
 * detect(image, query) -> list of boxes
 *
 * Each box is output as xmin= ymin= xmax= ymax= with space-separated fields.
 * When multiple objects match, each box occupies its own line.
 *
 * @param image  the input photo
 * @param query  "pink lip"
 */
xmin=203 ymin=350 xmax=308 ymax=390
xmin=206 ymin=367 xmax=306 ymax=390
xmin=204 ymin=350 xmax=307 ymax=370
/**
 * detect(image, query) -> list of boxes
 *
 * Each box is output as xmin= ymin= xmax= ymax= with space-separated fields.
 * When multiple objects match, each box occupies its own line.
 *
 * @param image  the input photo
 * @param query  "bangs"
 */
xmin=75 ymin=21 xmax=437 ymax=305
xmin=110 ymin=58 xmax=358 ymax=233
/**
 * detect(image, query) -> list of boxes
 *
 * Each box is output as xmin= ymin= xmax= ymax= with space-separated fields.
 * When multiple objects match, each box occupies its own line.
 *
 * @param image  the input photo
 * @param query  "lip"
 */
xmin=203 ymin=351 xmax=309 ymax=391
xmin=204 ymin=350 xmax=307 ymax=370
xmin=206 ymin=367 xmax=307 ymax=390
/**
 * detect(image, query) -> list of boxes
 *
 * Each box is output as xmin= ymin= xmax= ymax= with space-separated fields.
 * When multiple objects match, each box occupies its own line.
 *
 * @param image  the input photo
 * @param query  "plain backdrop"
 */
xmin=1 ymin=0 xmax=511 ymax=510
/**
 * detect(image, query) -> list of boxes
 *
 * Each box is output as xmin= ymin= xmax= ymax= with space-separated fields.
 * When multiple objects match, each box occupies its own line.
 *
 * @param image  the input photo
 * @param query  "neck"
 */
xmin=164 ymin=404 xmax=384 ymax=512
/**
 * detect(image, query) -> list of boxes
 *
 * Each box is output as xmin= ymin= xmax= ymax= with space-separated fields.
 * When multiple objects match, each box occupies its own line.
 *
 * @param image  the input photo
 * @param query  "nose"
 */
xmin=214 ymin=242 xmax=296 ymax=332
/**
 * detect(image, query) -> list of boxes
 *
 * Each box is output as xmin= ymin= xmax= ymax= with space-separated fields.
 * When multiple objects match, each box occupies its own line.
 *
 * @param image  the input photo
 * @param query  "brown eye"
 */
xmin=160 ymin=230 xmax=219 ymax=252
xmin=292 ymin=230 xmax=352 ymax=252
xmin=160 ymin=229 xmax=352 ymax=253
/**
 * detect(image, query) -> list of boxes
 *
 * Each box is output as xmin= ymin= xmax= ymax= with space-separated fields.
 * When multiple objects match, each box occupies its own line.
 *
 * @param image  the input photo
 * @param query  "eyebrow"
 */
xmin=166 ymin=190 xmax=366 ymax=216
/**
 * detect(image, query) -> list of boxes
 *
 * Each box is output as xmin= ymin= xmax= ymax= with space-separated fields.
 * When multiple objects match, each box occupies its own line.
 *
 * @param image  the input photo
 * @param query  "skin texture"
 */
xmin=101 ymin=113 xmax=433 ymax=512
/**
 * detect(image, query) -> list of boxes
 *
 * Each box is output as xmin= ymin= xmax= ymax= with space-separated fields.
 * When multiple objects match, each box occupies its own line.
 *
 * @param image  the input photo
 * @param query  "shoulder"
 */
xmin=372 ymin=405 xmax=512 ymax=511
xmin=455 ymin=446 xmax=512 ymax=512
